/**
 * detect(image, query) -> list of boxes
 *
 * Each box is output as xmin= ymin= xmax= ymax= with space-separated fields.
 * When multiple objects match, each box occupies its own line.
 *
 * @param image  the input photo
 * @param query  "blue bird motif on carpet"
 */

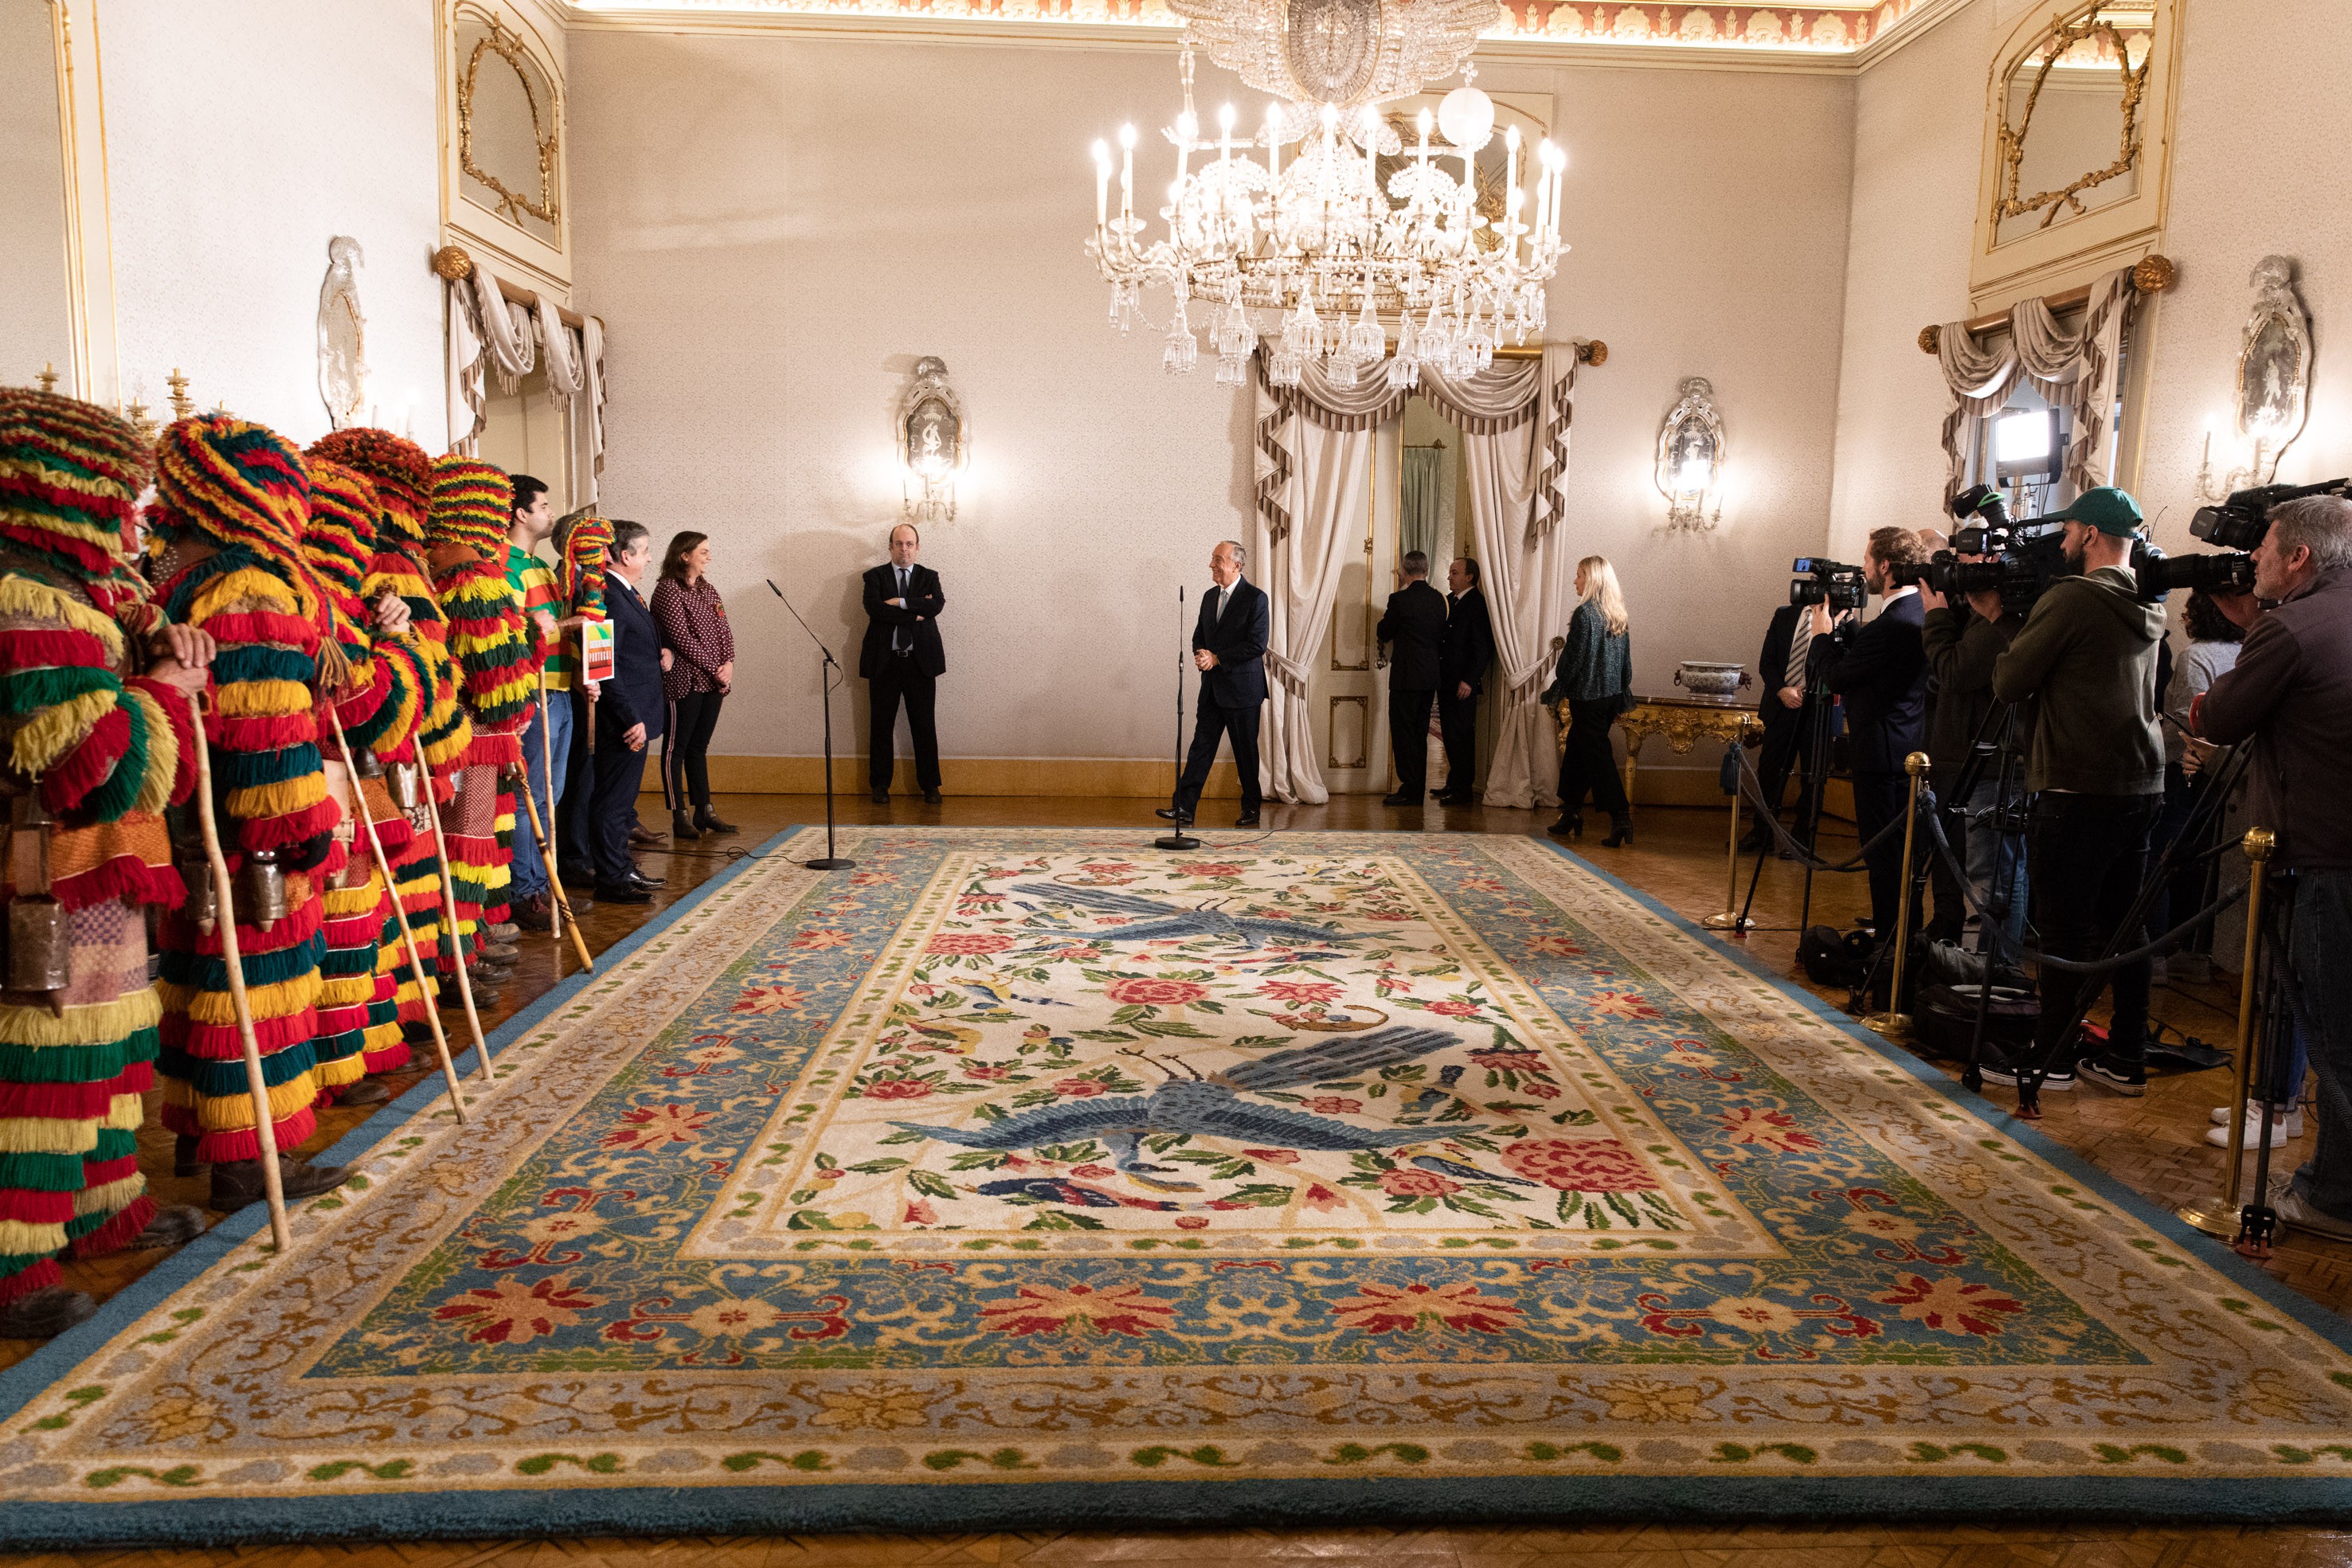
xmin=1011 ymin=881 xmax=1358 ymax=948
xmin=891 ymin=1024 xmax=1471 ymax=1191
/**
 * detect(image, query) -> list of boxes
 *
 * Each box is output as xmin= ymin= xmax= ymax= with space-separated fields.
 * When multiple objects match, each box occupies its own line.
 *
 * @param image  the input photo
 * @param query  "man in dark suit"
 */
xmin=1435 ymin=555 xmax=1493 ymax=806
xmin=1823 ymin=526 xmax=1931 ymax=940
xmin=1157 ymin=539 xmax=1268 ymax=828
xmin=1744 ymin=602 xmax=1836 ymax=854
xmin=585 ymin=520 xmax=667 ymax=905
xmin=859 ymin=522 xmax=946 ymax=805
xmin=1376 ymin=550 xmax=1448 ymax=807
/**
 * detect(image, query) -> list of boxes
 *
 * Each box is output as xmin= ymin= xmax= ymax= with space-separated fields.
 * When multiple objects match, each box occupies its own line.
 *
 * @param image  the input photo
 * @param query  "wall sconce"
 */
xmin=898 ymin=355 xmax=969 ymax=523
xmin=2198 ymin=255 xmax=2311 ymax=502
xmin=1656 ymin=376 xmax=1724 ymax=531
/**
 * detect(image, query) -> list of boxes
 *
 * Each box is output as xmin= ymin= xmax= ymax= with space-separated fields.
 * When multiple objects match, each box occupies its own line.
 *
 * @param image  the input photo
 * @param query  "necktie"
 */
xmin=1785 ymin=615 xmax=1812 ymax=693
xmin=894 ymin=568 xmax=910 ymax=652
xmin=1213 ymin=585 xmax=1228 ymax=622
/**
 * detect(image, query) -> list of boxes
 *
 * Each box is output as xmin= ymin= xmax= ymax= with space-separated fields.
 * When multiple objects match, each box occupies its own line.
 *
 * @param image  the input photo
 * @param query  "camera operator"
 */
xmin=2194 ymin=494 xmax=2352 ymax=1240
xmin=1818 ymin=526 xmax=1929 ymax=941
xmin=1990 ymin=487 xmax=2166 ymax=1095
xmin=1743 ymin=602 xmax=1833 ymax=855
xmin=1917 ymin=553 xmax=2025 ymax=952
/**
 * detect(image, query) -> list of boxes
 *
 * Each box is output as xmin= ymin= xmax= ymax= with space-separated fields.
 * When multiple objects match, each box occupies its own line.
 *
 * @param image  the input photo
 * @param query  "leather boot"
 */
xmin=672 ymin=810 xmax=703 ymax=842
xmin=0 ymin=1285 xmax=98 ymax=1339
xmin=208 ymin=1158 xmax=353 ymax=1214
xmin=129 ymin=1205 xmax=209 ymax=1250
xmin=695 ymin=806 xmax=740 ymax=835
xmin=335 ymin=1077 xmax=393 ymax=1106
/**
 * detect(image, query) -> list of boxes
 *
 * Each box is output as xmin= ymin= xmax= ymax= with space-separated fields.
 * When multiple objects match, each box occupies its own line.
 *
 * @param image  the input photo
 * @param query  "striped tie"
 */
xmin=1785 ymin=617 xmax=1812 ymax=693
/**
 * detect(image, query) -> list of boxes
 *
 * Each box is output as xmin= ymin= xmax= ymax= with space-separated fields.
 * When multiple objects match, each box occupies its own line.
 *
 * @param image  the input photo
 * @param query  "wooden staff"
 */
xmin=323 ymin=709 xmax=467 ymax=1121
xmin=420 ymin=762 xmax=493 ymax=1081
xmin=182 ymin=691 xmax=291 ymax=1252
xmin=539 ymin=671 xmax=562 ymax=952
xmin=516 ymin=743 xmax=593 ymax=974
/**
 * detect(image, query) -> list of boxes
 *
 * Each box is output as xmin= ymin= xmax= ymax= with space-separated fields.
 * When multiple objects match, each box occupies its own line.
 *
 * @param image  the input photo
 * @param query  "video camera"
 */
xmin=1790 ymin=557 xmax=1868 ymax=612
xmin=1914 ymin=486 xmax=2071 ymax=611
xmin=2189 ymin=479 xmax=2349 ymax=551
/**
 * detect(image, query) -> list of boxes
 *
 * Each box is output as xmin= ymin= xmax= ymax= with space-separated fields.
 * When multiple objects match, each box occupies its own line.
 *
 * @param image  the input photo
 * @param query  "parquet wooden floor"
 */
xmin=6 ymin=793 xmax=2341 ymax=1565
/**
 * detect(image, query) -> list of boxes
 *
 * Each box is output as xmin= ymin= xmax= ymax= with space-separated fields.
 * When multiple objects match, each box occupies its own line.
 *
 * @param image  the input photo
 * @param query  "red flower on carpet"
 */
xmin=1500 ymin=1137 xmax=1661 ymax=1192
xmin=962 ymin=1064 xmax=1012 ymax=1081
xmin=1305 ymin=1096 xmax=1362 ymax=1114
xmin=1586 ymin=990 xmax=1664 ymax=1020
xmin=1470 ymin=1048 xmax=1549 ymax=1073
xmin=733 ymin=984 xmax=809 ymax=1015
xmin=1176 ymin=1215 xmax=1210 ymax=1229
xmin=1244 ymin=1148 xmax=1301 ymax=1164
xmin=1186 ymin=863 xmax=1244 ymax=878
xmin=1054 ymin=1077 xmax=1109 ymax=1097
xmin=1329 ymin=1280 xmax=1523 ymax=1334
xmin=1874 ymin=1274 xmax=2025 ymax=1337
xmin=1301 ymin=1183 xmax=1346 ymax=1212
xmin=904 ymin=1198 xmax=939 ymax=1225
xmin=1259 ymin=980 xmax=1344 ymax=1004
xmin=791 ymin=929 xmax=851 ymax=950
xmin=433 ymin=1275 xmax=599 ymax=1345
xmin=1104 ymin=976 xmax=1210 ymax=1007
xmin=1524 ymin=934 xmax=1587 ymax=957
xmin=1070 ymin=1164 xmax=1113 ymax=1178
xmin=926 ymin=933 xmax=1014 ymax=956
xmin=602 ymin=1104 xmax=712 ymax=1152
xmin=1077 ymin=862 xmax=1135 ymax=874
xmin=1379 ymin=1167 xmax=1459 ymax=1197
xmin=859 ymin=1077 xmax=934 ymax=1101
xmin=1426 ymin=999 xmax=1481 ymax=1017
xmin=1522 ymin=1082 xmax=1562 ymax=1100
xmin=1458 ymin=874 xmax=1505 ymax=892
xmin=976 ymin=1281 xmax=1177 ymax=1336
xmin=1720 ymin=1106 xmax=1825 ymax=1153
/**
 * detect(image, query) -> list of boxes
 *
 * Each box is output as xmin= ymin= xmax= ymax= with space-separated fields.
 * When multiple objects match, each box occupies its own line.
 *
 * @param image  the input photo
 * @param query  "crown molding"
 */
xmin=558 ymin=1 xmax=1955 ymax=76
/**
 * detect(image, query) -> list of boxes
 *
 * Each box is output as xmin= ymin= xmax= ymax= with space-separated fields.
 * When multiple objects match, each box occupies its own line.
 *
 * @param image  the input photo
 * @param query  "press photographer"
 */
xmin=1990 ymin=487 xmax=2166 ymax=1095
xmin=1814 ymin=527 xmax=1929 ymax=944
xmin=2194 ymin=492 xmax=2352 ymax=1240
xmin=1916 ymin=498 xmax=2026 ymax=952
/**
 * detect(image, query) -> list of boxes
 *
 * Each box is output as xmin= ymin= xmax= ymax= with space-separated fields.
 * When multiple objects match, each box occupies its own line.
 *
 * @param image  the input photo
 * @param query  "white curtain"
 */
xmin=1246 ymin=346 xmax=1579 ymax=807
xmin=445 ymin=276 xmax=486 ymax=456
xmin=538 ymin=299 xmax=583 ymax=403
xmin=469 ymin=260 xmax=537 ymax=393
xmin=576 ymin=315 xmax=607 ymax=502
xmin=1934 ymin=265 xmax=2133 ymax=501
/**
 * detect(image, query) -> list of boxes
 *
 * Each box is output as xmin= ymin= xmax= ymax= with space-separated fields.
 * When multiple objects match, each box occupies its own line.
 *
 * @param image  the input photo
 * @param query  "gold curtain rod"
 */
xmin=1918 ymin=253 xmax=2176 ymax=354
xmin=429 ymin=244 xmax=598 ymax=333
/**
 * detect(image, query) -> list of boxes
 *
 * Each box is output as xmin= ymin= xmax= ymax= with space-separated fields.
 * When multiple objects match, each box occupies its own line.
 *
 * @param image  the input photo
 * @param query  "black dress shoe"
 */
xmin=1155 ymin=807 xmax=1194 ymax=823
xmin=335 ymin=1078 xmax=393 ymax=1107
xmin=628 ymin=823 xmax=665 ymax=847
xmin=922 ymin=788 xmax=942 ymax=804
xmin=208 ymin=1158 xmax=352 ymax=1214
xmin=596 ymin=882 xmax=652 ymax=905
xmin=695 ymin=808 xmax=740 ymax=835
xmin=1381 ymin=790 xmax=1419 ymax=807
xmin=129 ymin=1204 xmax=208 ymax=1250
xmin=0 ymin=1285 xmax=97 ymax=1339
xmin=1235 ymin=811 xmax=1261 ymax=827
xmin=628 ymin=869 xmax=667 ymax=890
xmin=870 ymin=788 xmax=890 ymax=804
xmin=672 ymin=811 xmax=703 ymax=842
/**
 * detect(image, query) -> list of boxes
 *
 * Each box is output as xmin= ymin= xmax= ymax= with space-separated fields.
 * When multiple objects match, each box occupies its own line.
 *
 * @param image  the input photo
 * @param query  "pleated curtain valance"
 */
xmin=443 ymin=256 xmax=609 ymax=502
xmin=1933 ymin=266 xmax=2133 ymax=503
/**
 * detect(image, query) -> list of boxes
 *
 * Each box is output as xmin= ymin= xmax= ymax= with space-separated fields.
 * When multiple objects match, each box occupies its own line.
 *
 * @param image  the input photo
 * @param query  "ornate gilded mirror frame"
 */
xmin=2198 ymin=255 xmax=2314 ymax=499
xmin=1655 ymin=377 xmax=1723 ymax=532
xmin=898 ymin=357 xmax=969 ymax=524
xmin=439 ymin=0 xmax=570 ymax=287
xmin=1970 ymin=0 xmax=2182 ymax=311
xmin=458 ymin=11 xmax=560 ymax=229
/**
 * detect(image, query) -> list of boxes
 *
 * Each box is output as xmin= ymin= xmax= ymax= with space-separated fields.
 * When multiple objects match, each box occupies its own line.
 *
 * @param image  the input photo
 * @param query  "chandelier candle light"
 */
xmin=1089 ymin=0 xmax=1563 ymax=391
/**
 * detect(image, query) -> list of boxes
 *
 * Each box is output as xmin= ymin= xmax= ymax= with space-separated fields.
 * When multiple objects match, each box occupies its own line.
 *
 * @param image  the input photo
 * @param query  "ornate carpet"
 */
xmin=6 ymin=826 xmax=2352 ymax=1544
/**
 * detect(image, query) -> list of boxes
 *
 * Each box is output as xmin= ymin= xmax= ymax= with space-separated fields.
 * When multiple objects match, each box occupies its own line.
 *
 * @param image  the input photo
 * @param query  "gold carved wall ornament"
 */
xmin=1990 ymin=7 xmax=2149 ymax=235
xmin=456 ymin=10 xmax=562 ymax=231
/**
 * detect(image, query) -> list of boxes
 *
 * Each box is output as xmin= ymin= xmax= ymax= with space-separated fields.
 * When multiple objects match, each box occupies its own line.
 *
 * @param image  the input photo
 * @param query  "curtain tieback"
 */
xmin=1262 ymin=649 xmax=1310 ymax=698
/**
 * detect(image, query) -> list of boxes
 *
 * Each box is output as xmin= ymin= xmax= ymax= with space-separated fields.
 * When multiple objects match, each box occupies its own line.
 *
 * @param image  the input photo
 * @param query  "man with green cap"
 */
xmin=1990 ymin=485 xmax=2167 ymax=1096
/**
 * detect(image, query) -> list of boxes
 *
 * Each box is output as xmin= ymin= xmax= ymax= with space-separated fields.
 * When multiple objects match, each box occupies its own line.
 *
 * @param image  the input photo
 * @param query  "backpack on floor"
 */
xmin=1916 ymin=982 xmax=2040 ymax=1062
xmin=1798 ymin=924 xmax=1873 ymax=989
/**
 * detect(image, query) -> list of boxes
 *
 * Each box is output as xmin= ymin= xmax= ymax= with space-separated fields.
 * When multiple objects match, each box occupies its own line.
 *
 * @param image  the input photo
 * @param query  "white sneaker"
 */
xmin=2276 ymin=1191 xmax=2352 ymax=1244
xmin=2205 ymin=1109 xmax=2304 ymax=1147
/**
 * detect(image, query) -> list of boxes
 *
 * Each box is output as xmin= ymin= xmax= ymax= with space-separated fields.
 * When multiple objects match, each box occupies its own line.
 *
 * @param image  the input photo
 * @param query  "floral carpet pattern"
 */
xmin=5 ymin=827 xmax=2352 ymax=1542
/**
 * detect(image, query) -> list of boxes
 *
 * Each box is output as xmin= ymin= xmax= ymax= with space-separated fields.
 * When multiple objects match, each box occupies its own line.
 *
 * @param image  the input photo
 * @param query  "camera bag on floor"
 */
xmin=1916 ymin=982 xmax=2039 ymax=1062
xmin=1798 ymin=924 xmax=1873 ymax=989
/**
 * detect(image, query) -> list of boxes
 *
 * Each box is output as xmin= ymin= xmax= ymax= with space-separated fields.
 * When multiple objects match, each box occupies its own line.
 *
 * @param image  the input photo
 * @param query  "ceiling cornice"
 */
xmin=559 ymin=0 xmax=1958 ymax=76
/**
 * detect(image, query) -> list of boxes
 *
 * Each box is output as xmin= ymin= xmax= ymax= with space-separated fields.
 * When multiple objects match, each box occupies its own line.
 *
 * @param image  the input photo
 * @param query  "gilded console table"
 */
xmin=1553 ymin=694 xmax=1761 ymax=810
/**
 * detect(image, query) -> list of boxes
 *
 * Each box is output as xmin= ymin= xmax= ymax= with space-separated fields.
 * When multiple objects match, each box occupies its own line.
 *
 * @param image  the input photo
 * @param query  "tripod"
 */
xmin=765 ymin=578 xmax=855 ymax=872
xmin=1156 ymin=584 xmax=1200 ymax=851
xmin=1736 ymin=660 xmax=1839 ymax=933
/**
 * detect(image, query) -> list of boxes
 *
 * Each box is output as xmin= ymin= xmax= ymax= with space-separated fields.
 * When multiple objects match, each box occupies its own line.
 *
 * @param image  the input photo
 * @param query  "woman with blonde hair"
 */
xmin=1540 ymin=554 xmax=1636 ymax=846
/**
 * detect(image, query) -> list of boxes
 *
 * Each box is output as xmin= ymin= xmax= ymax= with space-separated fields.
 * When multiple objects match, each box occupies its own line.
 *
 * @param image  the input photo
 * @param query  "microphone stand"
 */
xmin=767 ymin=578 xmax=855 ymax=871
xmin=1156 ymin=583 xmax=1200 ymax=852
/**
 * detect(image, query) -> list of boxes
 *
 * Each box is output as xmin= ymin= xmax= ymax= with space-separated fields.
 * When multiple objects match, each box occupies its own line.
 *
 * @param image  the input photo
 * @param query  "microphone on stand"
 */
xmin=1155 ymin=582 xmax=1200 ymax=852
xmin=767 ymin=578 xmax=855 ymax=871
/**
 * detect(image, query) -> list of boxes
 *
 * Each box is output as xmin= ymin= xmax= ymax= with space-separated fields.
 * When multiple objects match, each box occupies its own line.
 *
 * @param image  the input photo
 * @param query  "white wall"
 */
xmin=102 ymin=0 xmax=447 ymax=449
xmin=569 ymin=30 xmax=1858 ymax=768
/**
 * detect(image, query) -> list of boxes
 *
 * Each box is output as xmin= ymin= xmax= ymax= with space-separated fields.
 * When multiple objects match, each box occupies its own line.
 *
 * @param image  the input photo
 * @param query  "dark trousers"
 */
xmin=1759 ymin=700 xmax=1825 ymax=841
xmin=867 ymin=653 xmax=940 ymax=792
xmin=2148 ymin=763 xmax=2218 ymax=955
xmin=1556 ymin=699 xmax=1630 ymax=822
xmin=1438 ymin=686 xmax=1478 ymax=796
xmin=2287 ymin=870 xmax=2352 ymax=1219
xmin=1389 ymin=686 xmax=1436 ymax=796
xmin=663 ymin=690 xmax=723 ymax=812
xmin=588 ymin=741 xmax=651 ymax=887
xmin=557 ymin=687 xmax=596 ymax=880
xmin=2026 ymin=792 xmax=2160 ymax=1072
xmin=1851 ymin=770 xmax=1908 ymax=936
xmin=1172 ymin=695 xmax=1261 ymax=819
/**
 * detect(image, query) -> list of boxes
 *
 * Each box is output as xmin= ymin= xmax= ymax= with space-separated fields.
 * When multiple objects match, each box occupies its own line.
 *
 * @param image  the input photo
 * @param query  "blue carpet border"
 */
xmin=6 ymin=823 xmax=2352 ymax=1543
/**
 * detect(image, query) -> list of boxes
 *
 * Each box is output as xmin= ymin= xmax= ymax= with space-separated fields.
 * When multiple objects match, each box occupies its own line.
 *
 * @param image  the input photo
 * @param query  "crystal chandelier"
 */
xmin=1086 ymin=0 xmax=1567 ymax=392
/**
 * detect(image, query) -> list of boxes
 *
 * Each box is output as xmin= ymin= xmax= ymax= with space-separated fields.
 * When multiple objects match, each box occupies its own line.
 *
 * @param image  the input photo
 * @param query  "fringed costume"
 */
xmin=306 ymin=430 xmax=472 ymax=1028
xmin=0 ymin=389 xmax=204 ymax=1334
xmin=550 ymin=512 xmax=612 ymax=882
xmin=424 ymin=458 xmax=536 ymax=978
xmin=147 ymin=416 xmax=338 ymax=1172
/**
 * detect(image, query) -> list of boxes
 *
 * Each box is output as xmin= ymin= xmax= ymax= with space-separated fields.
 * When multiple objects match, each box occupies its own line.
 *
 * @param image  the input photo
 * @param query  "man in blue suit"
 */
xmin=585 ymin=519 xmax=667 ymax=905
xmin=1158 ymin=539 xmax=1269 ymax=828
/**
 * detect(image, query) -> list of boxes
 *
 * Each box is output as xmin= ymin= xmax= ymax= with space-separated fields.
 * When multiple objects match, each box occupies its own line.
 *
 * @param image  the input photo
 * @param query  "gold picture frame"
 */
xmin=457 ymin=10 xmax=561 ymax=231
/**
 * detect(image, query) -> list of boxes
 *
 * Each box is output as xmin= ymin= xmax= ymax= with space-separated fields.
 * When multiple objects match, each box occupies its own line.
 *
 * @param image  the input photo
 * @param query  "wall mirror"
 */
xmin=1 ymin=0 xmax=76 ymax=389
xmin=1655 ymin=377 xmax=1723 ymax=531
xmin=1991 ymin=6 xmax=2151 ymax=248
xmin=455 ymin=7 xmax=562 ymax=248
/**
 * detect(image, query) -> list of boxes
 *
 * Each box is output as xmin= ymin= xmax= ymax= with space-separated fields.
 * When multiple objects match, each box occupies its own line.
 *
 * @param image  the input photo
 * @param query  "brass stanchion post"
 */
xmin=1702 ymin=737 xmax=1749 ymax=933
xmin=1861 ymin=751 xmax=1928 ymax=1038
xmin=2178 ymin=827 xmax=2276 ymax=1237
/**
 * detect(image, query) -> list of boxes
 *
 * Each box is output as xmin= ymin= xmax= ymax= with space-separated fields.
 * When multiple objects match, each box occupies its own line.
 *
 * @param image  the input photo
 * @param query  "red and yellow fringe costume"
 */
xmin=0 ymin=390 xmax=197 ymax=1302
xmin=150 ymin=415 xmax=336 ymax=1165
